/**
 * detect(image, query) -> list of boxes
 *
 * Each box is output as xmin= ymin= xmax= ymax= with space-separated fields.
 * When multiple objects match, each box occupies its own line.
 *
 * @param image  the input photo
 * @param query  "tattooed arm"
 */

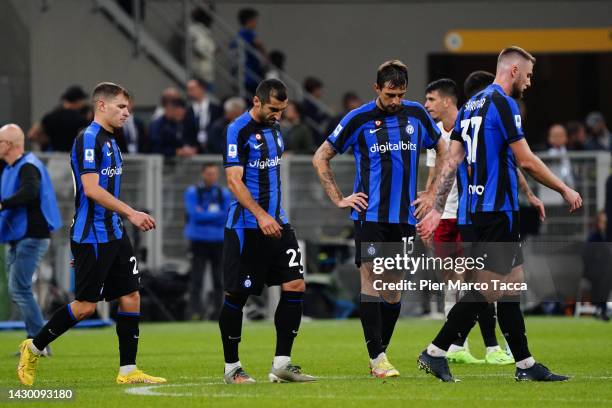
xmin=416 ymin=139 xmax=465 ymax=240
xmin=413 ymin=140 xmax=449 ymax=219
xmin=312 ymin=141 xmax=368 ymax=212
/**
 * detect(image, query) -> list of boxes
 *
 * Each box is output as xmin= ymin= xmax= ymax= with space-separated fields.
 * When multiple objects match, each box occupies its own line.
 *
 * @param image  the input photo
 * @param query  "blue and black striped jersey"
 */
xmin=223 ymin=111 xmax=287 ymax=229
xmin=455 ymin=160 xmax=471 ymax=225
xmin=327 ymin=100 xmax=440 ymax=225
xmin=451 ymin=83 xmax=524 ymax=213
xmin=70 ymin=121 xmax=124 ymax=243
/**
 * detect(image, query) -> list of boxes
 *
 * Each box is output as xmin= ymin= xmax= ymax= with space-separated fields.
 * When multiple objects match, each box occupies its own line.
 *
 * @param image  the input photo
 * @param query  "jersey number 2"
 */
xmin=129 ymin=256 xmax=139 ymax=275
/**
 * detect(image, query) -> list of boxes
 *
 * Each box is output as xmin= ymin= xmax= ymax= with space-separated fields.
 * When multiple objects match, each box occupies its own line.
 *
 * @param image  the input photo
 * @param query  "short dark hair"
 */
xmin=238 ymin=8 xmax=258 ymax=26
xmin=62 ymin=85 xmax=88 ymax=103
xmin=92 ymin=82 xmax=130 ymax=103
xmin=188 ymin=77 xmax=209 ymax=90
xmin=498 ymin=46 xmax=536 ymax=64
xmin=269 ymin=50 xmax=285 ymax=70
xmin=566 ymin=120 xmax=585 ymax=136
xmin=425 ymin=78 xmax=458 ymax=103
xmin=463 ymin=70 xmax=495 ymax=99
xmin=376 ymin=60 xmax=408 ymax=89
xmin=342 ymin=91 xmax=360 ymax=108
xmin=191 ymin=7 xmax=212 ymax=27
xmin=201 ymin=162 xmax=217 ymax=171
xmin=255 ymin=79 xmax=288 ymax=104
xmin=303 ymin=77 xmax=323 ymax=94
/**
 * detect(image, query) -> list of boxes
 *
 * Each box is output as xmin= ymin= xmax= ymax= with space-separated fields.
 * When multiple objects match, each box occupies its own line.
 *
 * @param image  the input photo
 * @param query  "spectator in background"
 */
xmin=30 ymin=86 xmax=89 ymax=152
xmin=149 ymin=97 xmax=198 ymax=158
xmin=208 ymin=97 xmax=246 ymax=155
xmin=184 ymin=163 xmax=231 ymax=320
xmin=186 ymin=78 xmax=222 ymax=153
xmin=0 ymin=124 xmax=62 ymax=353
xmin=121 ymin=98 xmax=148 ymax=154
xmin=566 ymin=120 xmax=587 ymax=151
xmin=281 ymin=102 xmax=315 ymax=154
xmin=302 ymin=76 xmax=331 ymax=144
xmin=583 ymin=210 xmax=612 ymax=322
xmin=546 ymin=123 xmax=575 ymax=188
xmin=585 ymin=111 xmax=611 ymax=152
xmin=234 ymin=8 xmax=267 ymax=96
xmin=326 ymin=91 xmax=362 ymax=137
xmin=189 ymin=7 xmax=216 ymax=84
xmin=152 ymin=87 xmax=182 ymax=121
xmin=265 ymin=50 xmax=285 ymax=80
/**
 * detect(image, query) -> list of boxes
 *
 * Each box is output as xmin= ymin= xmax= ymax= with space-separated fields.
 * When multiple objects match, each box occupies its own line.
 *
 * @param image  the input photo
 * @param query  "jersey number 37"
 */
xmin=460 ymin=116 xmax=482 ymax=164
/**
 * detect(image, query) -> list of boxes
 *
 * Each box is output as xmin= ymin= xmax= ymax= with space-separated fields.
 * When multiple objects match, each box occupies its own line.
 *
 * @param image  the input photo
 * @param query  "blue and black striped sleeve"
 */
xmin=492 ymin=93 xmax=524 ymax=144
xmin=418 ymin=105 xmax=441 ymax=149
xmin=326 ymin=111 xmax=362 ymax=154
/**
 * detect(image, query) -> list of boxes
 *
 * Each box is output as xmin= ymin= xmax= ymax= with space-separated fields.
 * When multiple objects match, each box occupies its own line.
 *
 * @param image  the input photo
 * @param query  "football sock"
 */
xmin=478 ymin=302 xmax=499 ymax=347
xmin=219 ymin=293 xmax=249 ymax=363
xmin=274 ymin=291 xmax=303 ymax=357
xmin=32 ymin=304 xmax=79 ymax=351
xmin=224 ymin=361 xmax=242 ymax=375
xmin=116 ymin=310 xmax=140 ymax=366
xmin=497 ymin=296 xmax=532 ymax=362
xmin=516 ymin=356 xmax=536 ymax=369
xmin=380 ymin=300 xmax=401 ymax=351
xmin=273 ymin=355 xmax=291 ymax=369
xmin=359 ymin=295 xmax=384 ymax=359
xmin=431 ymin=290 xmax=488 ymax=352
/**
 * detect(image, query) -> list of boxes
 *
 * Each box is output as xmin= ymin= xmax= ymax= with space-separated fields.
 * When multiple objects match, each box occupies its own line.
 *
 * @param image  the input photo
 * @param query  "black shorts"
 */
xmin=457 ymin=224 xmax=476 ymax=243
xmin=471 ymin=211 xmax=524 ymax=275
xmin=354 ymin=221 xmax=416 ymax=266
xmin=71 ymin=232 xmax=140 ymax=302
xmin=223 ymin=224 xmax=304 ymax=295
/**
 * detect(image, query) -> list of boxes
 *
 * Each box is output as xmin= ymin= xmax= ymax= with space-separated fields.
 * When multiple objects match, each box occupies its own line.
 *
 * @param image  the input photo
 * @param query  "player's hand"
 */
xmin=562 ymin=188 xmax=582 ymax=213
xmin=416 ymin=208 xmax=442 ymax=241
xmin=128 ymin=211 xmax=156 ymax=232
xmin=257 ymin=213 xmax=282 ymax=239
xmin=527 ymin=193 xmax=546 ymax=221
xmin=412 ymin=190 xmax=434 ymax=220
xmin=336 ymin=193 xmax=368 ymax=212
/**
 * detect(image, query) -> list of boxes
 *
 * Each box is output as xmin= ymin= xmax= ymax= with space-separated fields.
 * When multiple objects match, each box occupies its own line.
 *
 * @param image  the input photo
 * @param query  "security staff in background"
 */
xmin=184 ymin=163 xmax=231 ymax=320
xmin=0 ymin=124 xmax=62 ymax=354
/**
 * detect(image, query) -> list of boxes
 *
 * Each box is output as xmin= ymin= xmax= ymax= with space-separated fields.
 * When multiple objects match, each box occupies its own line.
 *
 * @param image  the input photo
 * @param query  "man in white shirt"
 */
xmin=186 ymin=78 xmax=222 ymax=152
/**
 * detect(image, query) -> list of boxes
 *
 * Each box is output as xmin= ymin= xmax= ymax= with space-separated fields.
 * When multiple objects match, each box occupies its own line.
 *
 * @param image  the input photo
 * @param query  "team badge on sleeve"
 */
xmin=514 ymin=115 xmax=522 ymax=129
xmin=228 ymin=144 xmax=237 ymax=158
xmin=332 ymin=124 xmax=343 ymax=138
xmin=85 ymin=148 xmax=94 ymax=163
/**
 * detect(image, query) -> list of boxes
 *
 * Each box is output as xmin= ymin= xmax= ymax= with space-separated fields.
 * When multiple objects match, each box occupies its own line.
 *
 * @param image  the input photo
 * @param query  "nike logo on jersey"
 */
xmin=107 ymin=150 xmax=113 ymax=156
xmin=369 ymin=128 xmax=382 ymax=134
xmin=254 ymin=143 xmax=264 ymax=149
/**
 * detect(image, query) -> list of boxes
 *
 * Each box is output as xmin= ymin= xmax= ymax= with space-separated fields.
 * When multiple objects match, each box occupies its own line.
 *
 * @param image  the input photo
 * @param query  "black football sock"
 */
xmin=380 ymin=300 xmax=401 ymax=351
xmin=359 ymin=295 xmax=384 ymax=359
xmin=478 ymin=302 xmax=499 ymax=347
xmin=219 ymin=293 xmax=249 ymax=363
xmin=274 ymin=291 xmax=304 ymax=357
xmin=432 ymin=290 xmax=488 ymax=351
xmin=496 ymin=296 xmax=531 ymax=362
xmin=116 ymin=311 xmax=140 ymax=366
xmin=32 ymin=304 xmax=79 ymax=351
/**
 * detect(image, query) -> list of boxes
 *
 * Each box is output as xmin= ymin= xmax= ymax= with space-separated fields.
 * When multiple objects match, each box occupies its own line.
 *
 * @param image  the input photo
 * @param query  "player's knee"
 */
xmin=73 ymin=301 xmax=97 ymax=319
xmin=282 ymin=279 xmax=305 ymax=292
xmin=224 ymin=292 xmax=249 ymax=310
xmin=380 ymin=291 xmax=401 ymax=304
xmin=118 ymin=291 xmax=140 ymax=311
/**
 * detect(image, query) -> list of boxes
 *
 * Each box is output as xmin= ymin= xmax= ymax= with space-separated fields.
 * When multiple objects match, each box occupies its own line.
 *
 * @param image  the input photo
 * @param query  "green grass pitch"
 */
xmin=1 ymin=317 xmax=611 ymax=407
